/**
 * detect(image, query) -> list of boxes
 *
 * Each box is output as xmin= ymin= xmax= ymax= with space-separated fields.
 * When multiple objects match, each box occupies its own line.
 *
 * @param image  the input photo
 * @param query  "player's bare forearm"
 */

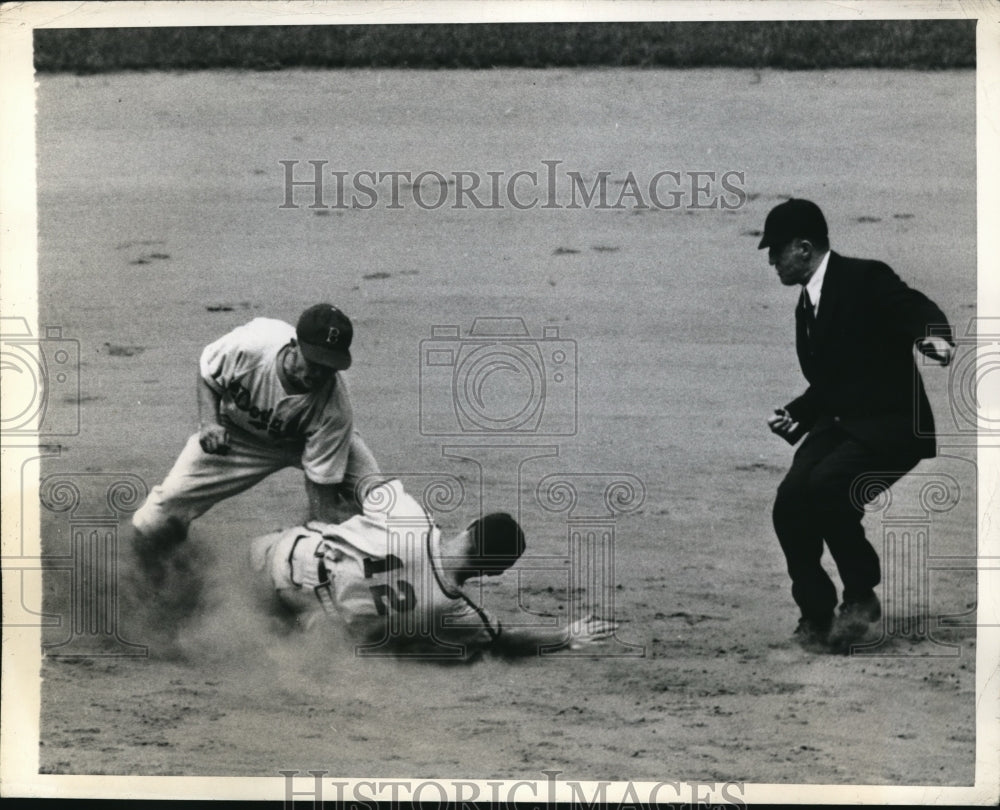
xmin=489 ymin=625 xmax=572 ymax=658
xmin=196 ymin=375 xmax=229 ymax=453
xmin=197 ymin=375 xmax=222 ymax=426
xmin=490 ymin=616 xmax=618 ymax=658
xmin=304 ymin=477 xmax=360 ymax=524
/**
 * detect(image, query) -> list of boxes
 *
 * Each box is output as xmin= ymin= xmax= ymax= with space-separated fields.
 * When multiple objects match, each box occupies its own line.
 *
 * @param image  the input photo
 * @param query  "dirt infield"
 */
xmin=33 ymin=68 xmax=977 ymax=785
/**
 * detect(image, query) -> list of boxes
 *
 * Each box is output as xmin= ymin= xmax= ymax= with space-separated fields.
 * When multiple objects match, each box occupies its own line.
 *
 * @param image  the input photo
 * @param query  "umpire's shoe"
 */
xmin=793 ymin=614 xmax=833 ymax=653
xmin=828 ymin=591 xmax=881 ymax=653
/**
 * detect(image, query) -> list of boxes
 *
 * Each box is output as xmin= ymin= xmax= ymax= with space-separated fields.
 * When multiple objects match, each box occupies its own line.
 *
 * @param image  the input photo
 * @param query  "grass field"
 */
xmin=29 ymin=65 xmax=979 ymax=789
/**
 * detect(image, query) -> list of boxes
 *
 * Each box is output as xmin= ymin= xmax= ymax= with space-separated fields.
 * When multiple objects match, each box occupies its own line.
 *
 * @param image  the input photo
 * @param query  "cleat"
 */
xmin=793 ymin=615 xmax=833 ymax=652
xmin=828 ymin=592 xmax=881 ymax=653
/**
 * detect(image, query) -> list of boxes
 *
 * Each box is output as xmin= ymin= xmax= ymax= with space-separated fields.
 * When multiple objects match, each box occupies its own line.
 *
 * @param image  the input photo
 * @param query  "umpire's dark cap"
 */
xmin=758 ymin=198 xmax=828 ymax=250
xmin=296 ymin=304 xmax=353 ymax=370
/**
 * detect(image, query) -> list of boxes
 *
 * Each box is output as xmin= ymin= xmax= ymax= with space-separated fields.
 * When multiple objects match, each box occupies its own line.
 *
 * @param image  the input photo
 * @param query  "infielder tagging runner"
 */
xmin=250 ymin=478 xmax=618 ymax=659
xmin=132 ymin=303 xmax=379 ymax=578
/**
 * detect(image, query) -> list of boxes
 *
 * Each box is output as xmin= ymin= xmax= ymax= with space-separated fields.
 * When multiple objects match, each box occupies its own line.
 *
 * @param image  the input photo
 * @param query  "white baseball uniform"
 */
xmin=134 ymin=317 xmax=374 ymax=537
xmin=250 ymin=479 xmax=501 ymax=659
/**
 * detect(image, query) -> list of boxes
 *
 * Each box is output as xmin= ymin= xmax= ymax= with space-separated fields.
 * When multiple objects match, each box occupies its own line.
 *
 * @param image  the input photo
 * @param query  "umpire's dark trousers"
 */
xmin=772 ymin=425 xmax=920 ymax=621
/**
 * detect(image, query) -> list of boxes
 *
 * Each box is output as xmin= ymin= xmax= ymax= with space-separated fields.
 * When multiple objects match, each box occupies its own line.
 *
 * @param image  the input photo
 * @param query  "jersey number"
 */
xmin=363 ymin=554 xmax=416 ymax=615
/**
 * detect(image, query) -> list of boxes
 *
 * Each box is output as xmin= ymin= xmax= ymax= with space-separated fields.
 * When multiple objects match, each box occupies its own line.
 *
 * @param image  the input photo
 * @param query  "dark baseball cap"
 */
xmin=758 ymin=198 xmax=828 ymax=250
xmin=296 ymin=304 xmax=353 ymax=370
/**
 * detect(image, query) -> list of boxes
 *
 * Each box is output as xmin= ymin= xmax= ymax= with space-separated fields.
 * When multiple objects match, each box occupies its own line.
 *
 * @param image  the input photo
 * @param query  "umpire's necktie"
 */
xmin=801 ymin=287 xmax=816 ymax=343
xmin=802 ymin=287 xmax=816 ymax=354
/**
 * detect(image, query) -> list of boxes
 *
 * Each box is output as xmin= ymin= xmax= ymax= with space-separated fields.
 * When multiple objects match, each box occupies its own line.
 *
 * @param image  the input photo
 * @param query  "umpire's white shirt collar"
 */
xmin=804 ymin=250 xmax=832 ymax=313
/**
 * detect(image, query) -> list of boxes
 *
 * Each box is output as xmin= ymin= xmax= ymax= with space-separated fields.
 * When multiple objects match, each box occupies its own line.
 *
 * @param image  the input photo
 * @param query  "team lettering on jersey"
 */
xmin=220 ymin=377 xmax=317 ymax=440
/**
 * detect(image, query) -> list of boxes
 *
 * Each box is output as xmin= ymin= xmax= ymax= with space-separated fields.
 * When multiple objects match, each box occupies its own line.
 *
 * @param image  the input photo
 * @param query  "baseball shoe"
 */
xmin=129 ymin=519 xmax=188 ymax=590
xmin=828 ymin=592 xmax=881 ymax=653
xmin=793 ymin=615 xmax=833 ymax=652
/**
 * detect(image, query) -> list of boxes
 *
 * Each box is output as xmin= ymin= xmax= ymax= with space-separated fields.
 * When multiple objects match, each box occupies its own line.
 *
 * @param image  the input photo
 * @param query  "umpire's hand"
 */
xmin=767 ymin=408 xmax=799 ymax=437
xmin=767 ymin=408 xmax=807 ymax=445
xmin=917 ymin=336 xmax=954 ymax=366
xmin=199 ymin=423 xmax=231 ymax=454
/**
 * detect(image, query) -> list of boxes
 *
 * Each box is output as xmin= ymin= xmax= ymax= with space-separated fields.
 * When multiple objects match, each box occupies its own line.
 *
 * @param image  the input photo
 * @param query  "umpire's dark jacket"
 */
xmin=784 ymin=252 xmax=953 ymax=460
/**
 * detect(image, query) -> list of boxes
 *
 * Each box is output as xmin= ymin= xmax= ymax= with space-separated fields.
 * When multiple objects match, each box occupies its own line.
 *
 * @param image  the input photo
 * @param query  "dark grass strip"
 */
xmin=35 ymin=21 xmax=974 ymax=73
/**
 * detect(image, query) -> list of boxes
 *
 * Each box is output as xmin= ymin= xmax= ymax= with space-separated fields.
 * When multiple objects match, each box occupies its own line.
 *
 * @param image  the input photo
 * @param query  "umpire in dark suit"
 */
xmin=761 ymin=199 xmax=954 ymax=652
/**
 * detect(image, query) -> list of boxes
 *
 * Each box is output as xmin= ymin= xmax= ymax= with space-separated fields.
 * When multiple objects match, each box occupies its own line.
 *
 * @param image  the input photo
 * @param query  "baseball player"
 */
xmin=250 ymin=478 xmax=619 ymax=659
xmin=132 ymin=303 xmax=379 ymax=579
